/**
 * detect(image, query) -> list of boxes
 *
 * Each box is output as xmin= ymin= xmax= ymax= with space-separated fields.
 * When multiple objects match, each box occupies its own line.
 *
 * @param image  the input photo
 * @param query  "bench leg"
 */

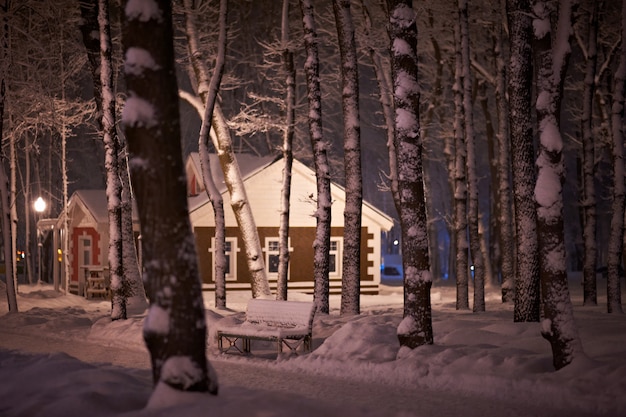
xmin=218 ymin=334 xmax=248 ymax=355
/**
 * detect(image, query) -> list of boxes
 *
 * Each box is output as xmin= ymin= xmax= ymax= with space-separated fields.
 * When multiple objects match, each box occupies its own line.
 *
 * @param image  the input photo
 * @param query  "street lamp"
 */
xmin=34 ymin=196 xmax=47 ymax=284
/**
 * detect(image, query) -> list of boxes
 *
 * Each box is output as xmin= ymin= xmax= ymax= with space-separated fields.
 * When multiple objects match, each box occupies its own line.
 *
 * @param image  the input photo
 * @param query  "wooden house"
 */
xmin=186 ymin=153 xmax=395 ymax=294
xmin=48 ymin=190 xmax=140 ymax=297
xmin=49 ymin=153 xmax=394 ymax=297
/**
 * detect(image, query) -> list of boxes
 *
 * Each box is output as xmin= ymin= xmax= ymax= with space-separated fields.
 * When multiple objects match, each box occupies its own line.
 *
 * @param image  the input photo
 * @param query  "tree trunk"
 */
xmin=453 ymin=14 xmax=469 ymax=311
xmin=0 ymin=73 xmax=16 ymax=311
xmin=334 ymin=0 xmax=363 ymax=316
xmin=120 ymin=149 xmax=148 ymax=315
xmin=120 ymin=0 xmax=217 ymax=397
xmin=196 ymin=0 xmax=228 ymax=308
xmin=580 ymin=0 xmax=600 ymax=307
xmin=507 ymin=0 xmax=541 ymax=322
xmin=494 ymin=6 xmax=515 ymax=303
xmin=182 ymin=0 xmax=271 ymax=300
xmin=96 ymin=0 xmax=126 ymax=320
xmin=458 ymin=0 xmax=485 ymax=313
xmin=607 ymin=0 xmax=626 ymax=314
xmin=277 ymin=0 xmax=295 ymax=301
xmin=300 ymin=0 xmax=331 ymax=314
xmin=358 ymin=0 xmax=397 ymax=206
xmin=533 ymin=0 xmax=584 ymax=370
xmin=387 ymin=0 xmax=433 ymax=348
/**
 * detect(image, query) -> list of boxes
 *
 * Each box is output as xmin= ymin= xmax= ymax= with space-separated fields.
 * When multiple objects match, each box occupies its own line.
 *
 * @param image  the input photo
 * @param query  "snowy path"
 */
xmin=0 ymin=326 xmax=595 ymax=417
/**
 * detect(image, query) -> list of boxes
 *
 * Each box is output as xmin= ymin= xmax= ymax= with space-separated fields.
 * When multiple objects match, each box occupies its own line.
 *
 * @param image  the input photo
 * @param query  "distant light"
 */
xmin=470 ymin=265 xmax=475 ymax=271
xmin=393 ymin=239 xmax=399 ymax=246
xmin=34 ymin=197 xmax=46 ymax=213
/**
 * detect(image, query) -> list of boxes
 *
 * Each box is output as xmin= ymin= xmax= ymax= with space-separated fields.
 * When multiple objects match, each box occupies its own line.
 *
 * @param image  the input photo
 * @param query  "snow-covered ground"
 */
xmin=1 ymin=275 xmax=625 ymax=417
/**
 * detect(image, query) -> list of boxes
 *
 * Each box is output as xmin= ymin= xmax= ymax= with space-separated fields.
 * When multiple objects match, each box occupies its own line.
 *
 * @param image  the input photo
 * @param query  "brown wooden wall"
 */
xmin=194 ymin=226 xmax=374 ymax=285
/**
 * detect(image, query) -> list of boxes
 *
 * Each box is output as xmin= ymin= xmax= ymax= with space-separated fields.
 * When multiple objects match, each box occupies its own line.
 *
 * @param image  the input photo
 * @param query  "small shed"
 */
xmin=186 ymin=153 xmax=395 ymax=294
xmin=49 ymin=190 xmax=140 ymax=297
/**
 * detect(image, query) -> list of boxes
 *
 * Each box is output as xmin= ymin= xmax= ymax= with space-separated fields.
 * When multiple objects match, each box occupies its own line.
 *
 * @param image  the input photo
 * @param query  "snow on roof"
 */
xmin=70 ymin=189 xmax=139 ymax=224
xmin=187 ymin=152 xmax=278 ymax=212
xmin=187 ymin=152 xmax=395 ymax=230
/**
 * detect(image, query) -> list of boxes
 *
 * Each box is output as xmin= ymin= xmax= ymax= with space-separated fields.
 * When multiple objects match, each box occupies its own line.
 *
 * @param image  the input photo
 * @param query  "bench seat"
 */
xmin=215 ymin=299 xmax=315 ymax=356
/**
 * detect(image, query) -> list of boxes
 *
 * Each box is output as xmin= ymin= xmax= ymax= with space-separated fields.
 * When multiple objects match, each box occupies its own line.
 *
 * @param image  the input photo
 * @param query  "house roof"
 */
xmin=187 ymin=152 xmax=278 ymax=212
xmin=187 ymin=153 xmax=395 ymax=230
xmin=62 ymin=189 xmax=139 ymax=226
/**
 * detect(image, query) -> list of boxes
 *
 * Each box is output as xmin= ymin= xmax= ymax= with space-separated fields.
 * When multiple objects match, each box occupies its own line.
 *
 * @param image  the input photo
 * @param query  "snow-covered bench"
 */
xmin=216 ymin=299 xmax=315 ymax=356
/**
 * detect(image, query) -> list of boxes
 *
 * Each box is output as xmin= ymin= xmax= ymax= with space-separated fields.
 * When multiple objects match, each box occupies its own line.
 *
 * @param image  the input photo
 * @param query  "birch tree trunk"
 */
xmin=119 ymin=148 xmax=148 ymax=315
xmin=580 ymin=0 xmax=600 ymax=307
xmin=277 ymin=0 xmax=295 ymax=301
xmin=180 ymin=0 xmax=227 ymax=307
xmin=182 ymin=0 xmax=271 ymax=300
xmin=507 ymin=0 xmax=541 ymax=322
xmin=120 ymin=0 xmax=217 ymax=397
xmin=459 ymin=0 xmax=485 ymax=312
xmin=96 ymin=0 xmax=126 ymax=320
xmin=334 ymin=0 xmax=363 ymax=316
xmin=533 ymin=0 xmax=584 ymax=369
xmin=300 ymin=0 xmax=331 ymax=314
xmin=387 ymin=0 xmax=433 ymax=348
xmin=192 ymin=0 xmax=229 ymax=308
xmin=607 ymin=0 xmax=626 ymax=314
xmin=453 ymin=15 xmax=469 ymax=311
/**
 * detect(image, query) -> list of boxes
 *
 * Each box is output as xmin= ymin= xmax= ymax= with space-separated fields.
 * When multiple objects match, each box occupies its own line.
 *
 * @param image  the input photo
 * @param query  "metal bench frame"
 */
xmin=216 ymin=299 xmax=315 ymax=356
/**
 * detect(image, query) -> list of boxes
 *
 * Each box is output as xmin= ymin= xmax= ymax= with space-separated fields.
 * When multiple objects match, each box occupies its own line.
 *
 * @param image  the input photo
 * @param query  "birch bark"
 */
xmin=387 ymin=0 xmax=433 ymax=348
xmin=300 ymin=0 xmax=331 ymax=314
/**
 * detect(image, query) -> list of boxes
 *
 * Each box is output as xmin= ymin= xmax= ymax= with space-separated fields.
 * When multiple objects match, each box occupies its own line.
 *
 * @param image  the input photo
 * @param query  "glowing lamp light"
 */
xmin=34 ymin=197 xmax=46 ymax=213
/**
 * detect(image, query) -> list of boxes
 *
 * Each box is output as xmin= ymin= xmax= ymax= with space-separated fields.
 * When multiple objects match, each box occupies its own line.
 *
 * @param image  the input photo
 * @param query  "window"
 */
xmin=211 ymin=237 xmax=238 ymax=281
xmin=264 ymin=238 xmax=292 ymax=280
xmin=329 ymin=237 xmax=342 ymax=278
xmin=80 ymin=236 xmax=92 ymax=266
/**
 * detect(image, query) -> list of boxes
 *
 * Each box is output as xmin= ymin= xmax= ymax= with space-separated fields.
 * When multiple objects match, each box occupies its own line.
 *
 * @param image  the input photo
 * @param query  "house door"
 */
xmin=77 ymin=236 xmax=92 ymax=295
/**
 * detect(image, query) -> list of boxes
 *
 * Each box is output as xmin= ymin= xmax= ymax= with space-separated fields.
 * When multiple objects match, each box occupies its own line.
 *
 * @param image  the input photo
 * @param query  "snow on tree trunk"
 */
xmin=607 ymin=0 xmax=626 ymax=314
xmin=580 ymin=0 xmax=599 ymax=307
xmin=192 ymin=0 xmax=229 ymax=308
xmin=300 ymin=0 xmax=331 ymax=314
xmin=506 ymin=0 xmax=541 ymax=322
xmin=494 ymin=11 xmax=516 ymax=303
xmin=533 ymin=0 xmax=584 ymax=369
xmin=120 ymin=0 xmax=217 ymax=397
xmin=182 ymin=0 xmax=271 ymax=300
xmin=333 ymin=0 xmax=363 ymax=316
xmin=215 ymin=106 xmax=272 ymax=299
xmin=387 ymin=0 xmax=433 ymax=348
xmin=453 ymin=16 xmax=469 ymax=311
xmin=180 ymin=0 xmax=227 ymax=307
xmin=97 ymin=0 xmax=126 ymax=321
xmin=459 ymin=0 xmax=485 ymax=313
xmin=120 ymin=150 xmax=148 ymax=315
xmin=277 ymin=0 xmax=295 ymax=301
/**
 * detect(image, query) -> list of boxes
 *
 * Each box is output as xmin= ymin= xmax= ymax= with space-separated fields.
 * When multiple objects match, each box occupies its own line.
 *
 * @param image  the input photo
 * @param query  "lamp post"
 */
xmin=34 ymin=196 xmax=46 ymax=284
